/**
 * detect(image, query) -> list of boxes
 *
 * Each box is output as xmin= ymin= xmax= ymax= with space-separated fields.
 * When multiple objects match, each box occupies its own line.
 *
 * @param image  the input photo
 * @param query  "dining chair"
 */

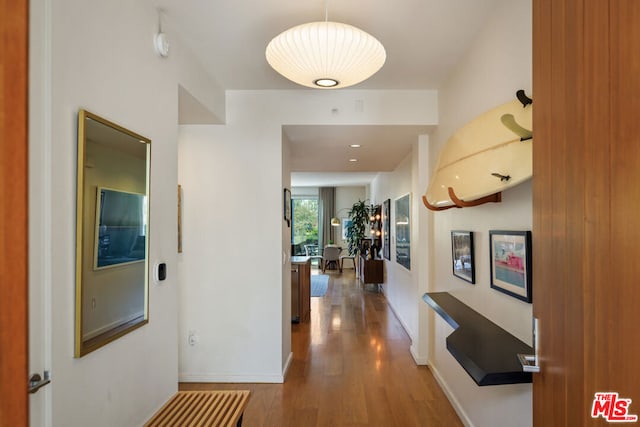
xmin=322 ymin=245 xmax=342 ymax=273
xmin=304 ymin=244 xmax=323 ymax=267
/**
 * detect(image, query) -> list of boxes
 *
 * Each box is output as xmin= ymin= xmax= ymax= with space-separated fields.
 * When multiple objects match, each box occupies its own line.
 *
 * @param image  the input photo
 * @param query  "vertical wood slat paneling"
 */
xmin=583 ymin=0 xmax=611 ymax=415
xmin=549 ymin=1 xmax=570 ymax=424
xmin=608 ymin=0 xmax=640 ymax=399
xmin=534 ymin=0 xmax=640 ymax=425
xmin=533 ymin=0 xmax=572 ymax=424
xmin=0 ymin=0 xmax=29 ymax=425
xmin=531 ymin=0 xmax=554 ymax=424
xmin=563 ymin=0 xmax=587 ymax=422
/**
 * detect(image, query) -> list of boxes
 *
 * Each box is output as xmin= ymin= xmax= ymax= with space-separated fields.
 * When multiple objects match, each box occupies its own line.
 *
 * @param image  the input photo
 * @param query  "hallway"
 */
xmin=181 ymin=271 xmax=462 ymax=426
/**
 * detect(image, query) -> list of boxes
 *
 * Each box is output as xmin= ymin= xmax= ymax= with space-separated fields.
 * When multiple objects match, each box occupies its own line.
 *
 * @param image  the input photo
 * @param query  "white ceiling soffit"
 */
xmin=291 ymin=172 xmax=380 ymax=187
xmin=285 ymin=125 xmax=434 ymax=173
xmin=178 ymin=85 xmax=222 ymax=125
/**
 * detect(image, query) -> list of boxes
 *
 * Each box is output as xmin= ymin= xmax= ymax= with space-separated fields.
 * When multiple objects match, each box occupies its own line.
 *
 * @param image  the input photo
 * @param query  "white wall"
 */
xmin=177 ymin=119 xmax=285 ymax=382
xmin=281 ymin=132 xmax=293 ymax=372
xmin=334 ymin=186 xmax=367 ymax=249
xmin=426 ymin=1 xmax=533 ymax=426
xmin=29 ymin=0 xmax=223 ymax=425
xmin=370 ymin=156 xmax=416 ymax=336
xmin=178 ymin=90 xmax=437 ymax=383
xmin=369 ymin=134 xmax=431 ymax=365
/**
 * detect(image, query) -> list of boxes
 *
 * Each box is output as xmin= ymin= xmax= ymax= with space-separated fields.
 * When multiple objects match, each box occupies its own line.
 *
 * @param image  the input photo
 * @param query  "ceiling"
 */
xmin=157 ymin=0 xmax=502 ymax=186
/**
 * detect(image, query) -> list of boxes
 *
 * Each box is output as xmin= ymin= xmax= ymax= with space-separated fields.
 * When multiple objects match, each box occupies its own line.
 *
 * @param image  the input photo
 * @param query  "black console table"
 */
xmin=423 ymin=292 xmax=533 ymax=386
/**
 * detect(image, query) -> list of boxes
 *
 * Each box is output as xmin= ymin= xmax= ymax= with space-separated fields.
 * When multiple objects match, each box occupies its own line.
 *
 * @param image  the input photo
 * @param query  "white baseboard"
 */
xmin=428 ymin=362 xmax=474 ymax=427
xmin=385 ymin=293 xmax=428 ymax=366
xmin=410 ymin=344 xmax=429 ymax=365
xmin=179 ymin=372 xmax=285 ymax=383
xmin=385 ymin=297 xmax=415 ymax=342
xmin=282 ymin=352 xmax=293 ymax=380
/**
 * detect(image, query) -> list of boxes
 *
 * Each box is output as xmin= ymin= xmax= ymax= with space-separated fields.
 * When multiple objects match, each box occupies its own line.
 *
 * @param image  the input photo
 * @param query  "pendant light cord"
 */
xmin=157 ymin=8 xmax=164 ymax=33
xmin=324 ymin=0 xmax=328 ymax=22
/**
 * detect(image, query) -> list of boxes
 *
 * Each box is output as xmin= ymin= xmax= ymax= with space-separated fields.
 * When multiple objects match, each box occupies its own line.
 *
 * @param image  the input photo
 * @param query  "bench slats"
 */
xmin=145 ymin=391 xmax=250 ymax=427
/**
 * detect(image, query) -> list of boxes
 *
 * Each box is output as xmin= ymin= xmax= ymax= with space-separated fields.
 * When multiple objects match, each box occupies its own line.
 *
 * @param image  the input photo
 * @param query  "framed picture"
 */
xmin=383 ymin=199 xmax=390 ymax=260
xmin=489 ymin=230 xmax=532 ymax=303
xmin=451 ymin=231 xmax=475 ymax=284
xmin=395 ymin=193 xmax=411 ymax=270
xmin=283 ymin=188 xmax=291 ymax=227
xmin=359 ymin=238 xmax=373 ymax=254
xmin=341 ymin=218 xmax=352 ymax=241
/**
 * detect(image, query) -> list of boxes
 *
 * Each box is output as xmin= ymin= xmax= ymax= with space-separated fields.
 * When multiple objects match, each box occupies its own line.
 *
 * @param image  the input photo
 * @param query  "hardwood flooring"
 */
xmin=180 ymin=270 xmax=462 ymax=426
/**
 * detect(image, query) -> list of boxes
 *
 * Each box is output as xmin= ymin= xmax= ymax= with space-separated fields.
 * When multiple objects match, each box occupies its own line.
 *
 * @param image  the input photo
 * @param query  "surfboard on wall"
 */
xmin=423 ymin=93 xmax=533 ymax=210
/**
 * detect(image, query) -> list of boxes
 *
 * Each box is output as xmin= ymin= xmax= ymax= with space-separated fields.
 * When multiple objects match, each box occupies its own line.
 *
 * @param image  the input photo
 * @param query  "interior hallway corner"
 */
xmin=180 ymin=270 xmax=462 ymax=426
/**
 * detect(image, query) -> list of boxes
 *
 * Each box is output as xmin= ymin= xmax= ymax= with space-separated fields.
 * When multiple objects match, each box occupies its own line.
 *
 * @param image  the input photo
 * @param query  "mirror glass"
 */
xmin=395 ymin=193 xmax=411 ymax=270
xmin=75 ymin=110 xmax=150 ymax=357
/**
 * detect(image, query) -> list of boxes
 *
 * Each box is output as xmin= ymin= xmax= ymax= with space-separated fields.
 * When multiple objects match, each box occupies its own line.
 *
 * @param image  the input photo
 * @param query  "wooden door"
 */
xmin=533 ymin=0 xmax=640 ymax=425
xmin=0 ymin=0 xmax=29 ymax=425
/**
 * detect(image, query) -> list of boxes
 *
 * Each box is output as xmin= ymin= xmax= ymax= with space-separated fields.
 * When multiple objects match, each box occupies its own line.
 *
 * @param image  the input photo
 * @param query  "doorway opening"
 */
xmin=291 ymin=197 xmax=319 ymax=265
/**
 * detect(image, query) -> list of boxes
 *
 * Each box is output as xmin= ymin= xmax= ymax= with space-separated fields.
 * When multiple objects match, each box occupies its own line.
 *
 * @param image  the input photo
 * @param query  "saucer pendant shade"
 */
xmin=266 ymin=21 xmax=386 ymax=89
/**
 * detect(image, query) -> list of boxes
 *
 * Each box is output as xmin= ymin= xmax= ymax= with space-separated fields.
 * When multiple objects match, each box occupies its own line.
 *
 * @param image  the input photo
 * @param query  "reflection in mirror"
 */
xmin=75 ymin=110 xmax=150 ymax=357
xmin=395 ymin=193 xmax=411 ymax=270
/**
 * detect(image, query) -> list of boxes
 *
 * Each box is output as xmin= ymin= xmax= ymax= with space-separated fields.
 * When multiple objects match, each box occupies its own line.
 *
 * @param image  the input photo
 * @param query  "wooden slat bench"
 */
xmin=145 ymin=390 xmax=250 ymax=427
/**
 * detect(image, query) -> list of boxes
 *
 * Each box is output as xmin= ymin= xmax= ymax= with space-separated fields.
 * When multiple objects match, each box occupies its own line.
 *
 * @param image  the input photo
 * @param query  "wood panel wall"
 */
xmin=0 ymin=0 xmax=29 ymax=425
xmin=533 ymin=1 xmax=640 ymax=425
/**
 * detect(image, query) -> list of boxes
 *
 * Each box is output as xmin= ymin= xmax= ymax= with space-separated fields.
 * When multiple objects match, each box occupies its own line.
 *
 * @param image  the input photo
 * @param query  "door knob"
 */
xmin=28 ymin=370 xmax=51 ymax=394
xmin=518 ymin=317 xmax=541 ymax=373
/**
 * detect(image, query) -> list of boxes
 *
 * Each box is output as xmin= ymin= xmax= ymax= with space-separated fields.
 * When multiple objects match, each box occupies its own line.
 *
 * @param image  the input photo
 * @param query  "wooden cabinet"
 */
xmin=291 ymin=257 xmax=311 ymax=323
xmin=359 ymin=255 xmax=384 ymax=285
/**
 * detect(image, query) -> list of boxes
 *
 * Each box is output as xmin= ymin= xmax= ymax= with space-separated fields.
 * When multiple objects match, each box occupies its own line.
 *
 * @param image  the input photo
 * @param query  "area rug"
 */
xmin=310 ymin=274 xmax=329 ymax=297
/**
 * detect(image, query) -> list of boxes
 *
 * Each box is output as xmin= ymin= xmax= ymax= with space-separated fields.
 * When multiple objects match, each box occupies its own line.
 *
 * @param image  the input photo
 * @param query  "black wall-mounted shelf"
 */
xmin=423 ymin=292 xmax=533 ymax=386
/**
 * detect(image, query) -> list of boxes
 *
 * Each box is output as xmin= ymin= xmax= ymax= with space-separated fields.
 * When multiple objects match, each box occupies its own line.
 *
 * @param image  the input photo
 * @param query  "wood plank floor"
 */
xmin=180 ymin=269 xmax=462 ymax=427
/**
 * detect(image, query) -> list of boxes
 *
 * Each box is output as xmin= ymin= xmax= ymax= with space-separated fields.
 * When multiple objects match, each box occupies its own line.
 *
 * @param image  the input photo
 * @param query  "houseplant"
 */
xmin=345 ymin=200 xmax=370 ymax=256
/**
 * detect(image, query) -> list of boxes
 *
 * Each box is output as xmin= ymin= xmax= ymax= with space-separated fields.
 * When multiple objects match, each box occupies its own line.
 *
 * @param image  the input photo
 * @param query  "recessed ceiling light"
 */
xmin=349 ymin=158 xmax=358 ymax=162
xmin=349 ymin=144 xmax=361 ymax=148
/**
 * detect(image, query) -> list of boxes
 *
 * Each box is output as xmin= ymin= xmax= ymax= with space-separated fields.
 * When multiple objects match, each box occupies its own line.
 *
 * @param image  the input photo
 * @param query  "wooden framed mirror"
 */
xmin=75 ymin=110 xmax=151 ymax=357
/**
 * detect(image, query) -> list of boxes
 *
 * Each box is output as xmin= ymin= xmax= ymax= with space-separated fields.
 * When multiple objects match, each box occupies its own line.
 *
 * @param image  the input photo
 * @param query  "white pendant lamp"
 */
xmin=265 ymin=6 xmax=386 ymax=89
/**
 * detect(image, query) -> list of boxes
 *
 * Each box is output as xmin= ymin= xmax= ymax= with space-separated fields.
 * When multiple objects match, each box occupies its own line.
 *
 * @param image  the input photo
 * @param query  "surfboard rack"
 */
xmin=448 ymin=187 xmax=502 ymax=208
xmin=422 ymin=188 xmax=502 ymax=211
xmin=422 ymin=195 xmax=460 ymax=211
xmin=500 ymin=114 xmax=532 ymax=140
xmin=516 ymin=89 xmax=532 ymax=107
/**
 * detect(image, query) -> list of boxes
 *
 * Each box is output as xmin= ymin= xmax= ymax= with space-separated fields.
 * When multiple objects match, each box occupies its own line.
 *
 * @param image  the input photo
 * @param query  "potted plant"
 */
xmin=345 ymin=200 xmax=371 ymax=256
